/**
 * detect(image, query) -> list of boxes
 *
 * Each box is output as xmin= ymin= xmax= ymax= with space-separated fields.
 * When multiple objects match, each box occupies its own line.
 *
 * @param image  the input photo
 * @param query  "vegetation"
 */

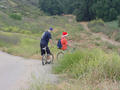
xmin=0 ymin=32 xmax=40 ymax=57
xmin=10 ymin=13 xmax=22 ymax=20
xmin=39 ymin=0 xmax=120 ymax=21
xmin=0 ymin=0 xmax=42 ymax=17
xmin=88 ymin=20 xmax=120 ymax=42
xmin=29 ymin=48 xmax=120 ymax=90
xmin=54 ymin=49 xmax=120 ymax=80
xmin=0 ymin=14 xmax=84 ymax=58
xmin=118 ymin=16 xmax=120 ymax=27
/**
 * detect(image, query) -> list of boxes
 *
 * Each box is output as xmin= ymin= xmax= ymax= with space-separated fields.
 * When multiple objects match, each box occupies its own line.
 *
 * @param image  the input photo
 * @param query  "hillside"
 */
xmin=0 ymin=0 xmax=42 ymax=17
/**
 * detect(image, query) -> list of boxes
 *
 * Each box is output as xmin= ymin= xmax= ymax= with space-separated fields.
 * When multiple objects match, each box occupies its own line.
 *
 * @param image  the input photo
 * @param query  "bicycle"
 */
xmin=57 ymin=47 xmax=76 ymax=60
xmin=42 ymin=47 xmax=54 ymax=65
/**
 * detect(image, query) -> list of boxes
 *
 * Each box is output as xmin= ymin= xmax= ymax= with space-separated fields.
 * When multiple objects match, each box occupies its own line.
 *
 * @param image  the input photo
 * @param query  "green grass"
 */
xmin=53 ymin=48 xmax=120 ymax=80
xmin=28 ymin=48 xmax=120 ymax=90
xmin=6 ymin=38 xmax=40 ymax=57
xmin=0 ymin=32 xmax=40 ymax=57
xmin=106 ymin=21 xmax=119 ymax=30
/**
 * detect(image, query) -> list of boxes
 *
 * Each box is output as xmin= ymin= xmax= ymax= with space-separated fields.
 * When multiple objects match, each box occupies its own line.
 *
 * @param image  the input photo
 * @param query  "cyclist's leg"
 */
xmin=46 ymin=46 xmax=51 ymax=55
xmin=46 ymin=46 xmax=51 ymax=61
xmin=40 ymin=44 xmax=46 ymax=56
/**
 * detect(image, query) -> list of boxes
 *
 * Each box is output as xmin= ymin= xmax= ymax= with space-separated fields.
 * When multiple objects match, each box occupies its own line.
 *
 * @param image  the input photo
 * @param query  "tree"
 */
xmin=92 ymin=0 xmax=120 ymax=21
xmin=74 ymin=0 xmax=95 ymax=21
xmin=38 ymin=0 xmax=120 ymax=22
xmin=39 ymin=0 xmax=63 ymax=15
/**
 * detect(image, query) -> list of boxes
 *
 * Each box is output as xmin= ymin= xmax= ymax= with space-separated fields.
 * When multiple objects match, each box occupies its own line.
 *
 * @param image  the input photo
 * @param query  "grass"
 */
xmin=88 ymin=20 xmax=120 ymax=42
xmin=27 ymin=48 xmax=120 ymax=90
xmin=0 ymin=31 xmax=40 ymax=58
xmin=0 ymin=13 xmax=84 ymax=58
xmin=53 ymin=48 xmax=120 ymax=80
xmin=28 ymin=79 xmax=120 ymax=90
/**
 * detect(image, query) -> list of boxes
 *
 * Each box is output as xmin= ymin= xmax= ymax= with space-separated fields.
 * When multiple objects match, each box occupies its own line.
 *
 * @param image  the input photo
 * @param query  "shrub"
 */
xmin=89 ymin=19 xmax=105 ymax=27
xmin=10 ymin=13 xmax=22 ymax=20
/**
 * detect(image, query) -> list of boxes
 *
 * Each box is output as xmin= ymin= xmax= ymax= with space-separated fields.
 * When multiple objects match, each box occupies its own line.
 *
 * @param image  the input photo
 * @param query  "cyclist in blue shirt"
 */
xmin=40 ymin=27 xmax=53 ymax=57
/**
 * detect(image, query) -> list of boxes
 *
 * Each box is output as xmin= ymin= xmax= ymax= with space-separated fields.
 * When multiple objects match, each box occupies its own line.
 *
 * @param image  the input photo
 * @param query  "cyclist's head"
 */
xmin=49 ymin=27 xmax=53 ymax=31
xmin=62 ymin=32 xmax=68 ymax=37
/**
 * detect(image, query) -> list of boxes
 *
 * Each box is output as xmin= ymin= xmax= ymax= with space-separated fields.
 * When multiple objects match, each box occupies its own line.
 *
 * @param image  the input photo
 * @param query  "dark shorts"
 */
xmin=40 ymin=43 xmax=51 ymax=56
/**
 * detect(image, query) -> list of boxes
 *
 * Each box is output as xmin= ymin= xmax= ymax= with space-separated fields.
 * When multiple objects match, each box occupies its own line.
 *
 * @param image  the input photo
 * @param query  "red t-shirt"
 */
xmin=61 ymin=37 xmax=68 ymax=50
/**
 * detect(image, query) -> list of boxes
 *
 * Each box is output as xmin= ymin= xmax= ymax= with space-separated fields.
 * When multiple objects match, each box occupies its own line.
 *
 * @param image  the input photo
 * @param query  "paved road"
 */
xmin=0 ymin=51 xmax=58 ymax=90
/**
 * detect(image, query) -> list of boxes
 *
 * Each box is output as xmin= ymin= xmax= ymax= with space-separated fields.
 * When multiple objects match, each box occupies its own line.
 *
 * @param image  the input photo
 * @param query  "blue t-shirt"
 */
xmin=40 ymin=31 xmax=52 ymax=46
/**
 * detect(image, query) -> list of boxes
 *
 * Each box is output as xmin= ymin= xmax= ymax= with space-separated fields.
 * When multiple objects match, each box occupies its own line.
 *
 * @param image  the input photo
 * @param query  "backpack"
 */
xmin=57 ymin=39 xmax=62 ymax=49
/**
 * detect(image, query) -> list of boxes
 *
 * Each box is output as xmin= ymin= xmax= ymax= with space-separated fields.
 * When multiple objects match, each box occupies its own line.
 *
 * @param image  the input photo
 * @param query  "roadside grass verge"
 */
xmin=0 ymin=32 xmax=40 ymax=58
xmin=28 ymin=79 xmax=120 ymax=90
xmin=6 ymin=38 xmax=40 ymax=57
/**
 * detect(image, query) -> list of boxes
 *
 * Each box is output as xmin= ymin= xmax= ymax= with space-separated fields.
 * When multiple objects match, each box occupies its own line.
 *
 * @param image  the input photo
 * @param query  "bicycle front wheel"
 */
xmin=49 ymin=54 xmax=54 ymax=64
xmin=42 ymin=55 xmax=46 ymax=65
xmin=57 ymin=51 xmax=64 ymax=60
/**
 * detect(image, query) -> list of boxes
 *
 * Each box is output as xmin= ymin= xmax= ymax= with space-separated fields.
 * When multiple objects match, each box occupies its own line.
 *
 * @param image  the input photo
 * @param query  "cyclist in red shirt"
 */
xmin=61 ymin=32 xmax=70 ymax=50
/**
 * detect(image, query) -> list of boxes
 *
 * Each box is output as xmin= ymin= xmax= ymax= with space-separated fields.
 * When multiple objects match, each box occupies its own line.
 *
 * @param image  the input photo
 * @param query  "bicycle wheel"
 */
xmin=42 ymin=55 xmax=47 ymax=65
xmin=57 ymin=51 xmax=64 ymax=60
xmin=47 ymin=54 xmax=54 ymax=64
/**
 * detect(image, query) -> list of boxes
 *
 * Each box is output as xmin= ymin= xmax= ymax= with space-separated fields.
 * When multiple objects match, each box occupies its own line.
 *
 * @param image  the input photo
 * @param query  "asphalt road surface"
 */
xmin=0 ymin=51 xmax=58 ymax=90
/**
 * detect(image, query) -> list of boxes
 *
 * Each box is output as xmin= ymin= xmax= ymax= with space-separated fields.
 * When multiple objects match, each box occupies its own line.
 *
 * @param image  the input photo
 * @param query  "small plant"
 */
xmin=10 ymin=13 xmax=22 ymax=20
xmin=94 ymin=42 xmax=101 ymax=46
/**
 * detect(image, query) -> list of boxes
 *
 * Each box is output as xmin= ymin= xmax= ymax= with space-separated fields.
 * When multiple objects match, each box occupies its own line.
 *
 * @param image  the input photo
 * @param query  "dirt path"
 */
xmin=80 ymin=22 xmax=120 ymax=46
xmin=0 ymin=51 xmax=58 ymax=90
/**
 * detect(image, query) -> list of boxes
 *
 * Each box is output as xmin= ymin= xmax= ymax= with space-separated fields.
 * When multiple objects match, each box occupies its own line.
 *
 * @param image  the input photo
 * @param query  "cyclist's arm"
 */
xmin=49 ymin=39 xmax=52 ymax=45
xmin=67 ymin=40 xmax=72 ymax=47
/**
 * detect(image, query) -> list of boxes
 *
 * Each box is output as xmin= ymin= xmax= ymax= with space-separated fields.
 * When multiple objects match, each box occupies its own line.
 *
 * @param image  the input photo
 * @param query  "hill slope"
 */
xmin=0 ymin=0 xmax=42 ymax=17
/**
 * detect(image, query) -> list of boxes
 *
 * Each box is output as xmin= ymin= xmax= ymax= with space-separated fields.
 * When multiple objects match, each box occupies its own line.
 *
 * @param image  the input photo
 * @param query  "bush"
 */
xmin=10 ymin=13 xmax=22 ymax=20
xmin=88 ymin=19 xmax=105 ymax=27
xmin=53 ymin=48 xmax=120 ymax=80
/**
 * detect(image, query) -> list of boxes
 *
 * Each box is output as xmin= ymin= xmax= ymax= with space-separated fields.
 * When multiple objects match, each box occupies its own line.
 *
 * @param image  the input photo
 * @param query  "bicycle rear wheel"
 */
xmin=57 ymin=52 xmax=64 ymax=60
